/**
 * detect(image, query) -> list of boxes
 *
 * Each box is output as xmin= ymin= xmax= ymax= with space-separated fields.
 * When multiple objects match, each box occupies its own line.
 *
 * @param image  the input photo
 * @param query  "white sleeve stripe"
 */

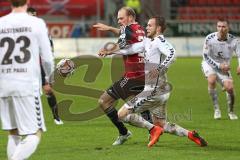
xmin=157 ymin=48 xmax=175 ymax=70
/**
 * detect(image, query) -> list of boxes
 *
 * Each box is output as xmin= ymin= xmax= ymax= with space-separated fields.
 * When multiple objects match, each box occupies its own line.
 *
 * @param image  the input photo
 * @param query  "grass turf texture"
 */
xmin=0 ymin=57 xmax=240 ymax=160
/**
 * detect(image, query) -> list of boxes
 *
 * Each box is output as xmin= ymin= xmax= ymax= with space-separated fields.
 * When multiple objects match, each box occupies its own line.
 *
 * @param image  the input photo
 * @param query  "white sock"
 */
xmin=11 ymin=135 xmax=40 ymax=160
xmin=226 ymin=92 xmax=235 ymax=112
xmin=7 ymin=135 xmax=21 ymax=159
xmin=122 ymin=114 xmax=154 ymax=130
xmin=163 ymin=122 xmax=188 ymax=137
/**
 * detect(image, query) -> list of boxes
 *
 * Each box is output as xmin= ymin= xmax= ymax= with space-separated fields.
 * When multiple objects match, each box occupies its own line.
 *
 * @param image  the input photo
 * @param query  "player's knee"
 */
xmin=208 ymin=79 xmax=216 ymax=87
xmin=117 ymin=111 xmax=125 ymax=120
xmin=98 ymin=97 xmax=107 ymax=109
xmin=98 ymin=97 xmax=113 ymax=111
xmin=224 ymin=80 xmax=233 ymax=92
xmin=118 ymin=106 xmax=130 ymax=121
xmin=98 ymin=93 xmax=114 ymax=110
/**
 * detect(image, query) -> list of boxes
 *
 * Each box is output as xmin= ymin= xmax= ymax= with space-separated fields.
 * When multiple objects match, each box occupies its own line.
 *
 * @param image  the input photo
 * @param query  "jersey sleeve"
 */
xmin=156 ymin=38 xmax=176 ymax=72
xmin=49 ymin=35 xmax=54 ymax=53
xmin=116 ymin=38 xmax=145 ymax=55
xmin=202 ymin=37 xmax=220 ymax=69
xmin=118 ymin=25 xmax=140 ymax=49
xmin=118 ymin=26 xmax=129 ymax=49
xmin=38 ymin=19 xmax=54 ymax=83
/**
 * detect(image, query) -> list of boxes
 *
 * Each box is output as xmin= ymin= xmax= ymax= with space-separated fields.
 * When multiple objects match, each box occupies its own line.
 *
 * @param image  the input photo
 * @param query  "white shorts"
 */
xmin=124 ymin=88 xmax=170 ymax=119
xmin=201 ymin=61 xmax=232 ymax=84
xmin=0 ymin=94 xmax=46 ymax=135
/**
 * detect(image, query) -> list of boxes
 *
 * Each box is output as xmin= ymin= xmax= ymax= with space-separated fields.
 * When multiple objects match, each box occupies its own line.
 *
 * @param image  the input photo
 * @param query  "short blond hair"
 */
xmin=119 ymin=6 xmax=136 ymax=20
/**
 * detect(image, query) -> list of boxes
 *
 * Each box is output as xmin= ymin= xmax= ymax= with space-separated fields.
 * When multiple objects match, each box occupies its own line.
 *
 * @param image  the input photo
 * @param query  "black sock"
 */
xmin=105 ymin=107 xmax=128 ymax=135
xmin=141 ymin=110 xmax=153 ymax=124
xmin=46 ymin=93 xmax=60 ymax=120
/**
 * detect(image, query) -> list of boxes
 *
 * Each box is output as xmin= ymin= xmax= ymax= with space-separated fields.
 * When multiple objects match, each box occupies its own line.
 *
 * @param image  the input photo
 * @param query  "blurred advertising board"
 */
xmin=167 ymin=21 xmax=240 ymax=36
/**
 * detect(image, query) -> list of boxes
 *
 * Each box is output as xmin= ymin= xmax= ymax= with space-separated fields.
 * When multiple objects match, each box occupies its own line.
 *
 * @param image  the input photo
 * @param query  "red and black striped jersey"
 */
xmin=118 ymin=23 xmax=145 ymax=79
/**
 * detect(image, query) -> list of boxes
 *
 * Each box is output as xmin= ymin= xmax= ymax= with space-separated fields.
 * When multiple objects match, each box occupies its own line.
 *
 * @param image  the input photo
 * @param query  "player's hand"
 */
xmin=43 ymin=83 xmax=52 ymax=94
xmin=220 ymin=63 xmax=230 ymax=73
xmin=98 ymin=49 xmax=109 ymax=57
xmin=237 ymin=66 xmax=240 ymax=75
xmin=93 ymin=23 xmax=110 ymax=31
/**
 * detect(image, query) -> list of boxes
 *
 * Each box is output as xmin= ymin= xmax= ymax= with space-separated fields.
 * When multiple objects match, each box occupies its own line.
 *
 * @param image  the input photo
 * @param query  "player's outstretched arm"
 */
xmin=93 ymin=23 xmax=120 ymax=35
xmin=98 ymin=43 xmax=120 ymax=57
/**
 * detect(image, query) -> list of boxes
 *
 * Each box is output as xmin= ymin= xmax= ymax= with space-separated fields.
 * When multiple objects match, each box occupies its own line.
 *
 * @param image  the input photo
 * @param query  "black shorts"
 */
xmin=107 ymin=76 xmax=145 ymax=100
xmin=40 ymin=64 xmax=46 ymax=86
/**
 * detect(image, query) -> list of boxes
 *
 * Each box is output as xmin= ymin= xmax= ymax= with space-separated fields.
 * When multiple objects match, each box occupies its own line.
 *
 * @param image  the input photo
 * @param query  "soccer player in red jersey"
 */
xmin=94 ymin=7 xmax=153 ymax=145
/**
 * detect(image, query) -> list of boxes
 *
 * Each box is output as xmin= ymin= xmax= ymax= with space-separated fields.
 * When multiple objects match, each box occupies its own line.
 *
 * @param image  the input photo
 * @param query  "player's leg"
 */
xmin=202 ymin=61 xmax=221 ymax=119
xmin=43 ymin=84 xmax=63 ymax=125
xmin=99 ymin=77 xmax=144 ymax=145
xmin=118 ymin=89 xmax=167 ymax=147
xmin=118 ymin=104 xmax=163 ymax=147
xmin=0 ymin=97 xmax=21 ymax=159
xmin=10 ymin=94 xmax=46 ymax=159
xmin=118 ymin=88 xmax=165 ymax=130
xmin=41 ymin=64 xmax=63 ymax=124
xmin=129 ymin=78 xmax=153 ymax=123
xmin=150 ymin=90 xmax=208 ymax=147
xmin=11 ymin=130 xmax=42 ymax=160
xmin=222 ymin=79 xmax=238 ymax=120
xmin=98 ymin=91 xmax=128 ymax=135
xmin=7 ymin=129 xmax=22 ymax=159
xmin=118 ymin=106 xmax=154 ymax=130
xmin=151 ymin=90 xmax=188 ymax=137
xmin=152 ymin=112 xmax=208 ymax=147
xmin=207 ymin=74 xmax=221 ymax=118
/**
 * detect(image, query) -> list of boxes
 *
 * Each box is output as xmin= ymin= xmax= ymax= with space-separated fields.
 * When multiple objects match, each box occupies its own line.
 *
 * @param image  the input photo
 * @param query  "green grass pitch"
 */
xmin=0 ymin=57 xmax=240 ymax=160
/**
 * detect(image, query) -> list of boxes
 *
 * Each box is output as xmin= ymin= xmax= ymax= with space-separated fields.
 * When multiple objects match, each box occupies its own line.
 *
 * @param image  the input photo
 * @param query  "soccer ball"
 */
xmin=56 ymin=58 xmax=75 ymax=77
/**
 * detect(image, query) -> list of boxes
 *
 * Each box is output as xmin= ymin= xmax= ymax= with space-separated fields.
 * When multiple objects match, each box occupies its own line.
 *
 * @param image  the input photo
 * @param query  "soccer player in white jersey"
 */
xmin=202 ymin=18 xmax=240 ymax=120
xmin=99 ymin=16 xmax=208 ymax=147
xmin=0 ymin=0 xmax=54 ymax=159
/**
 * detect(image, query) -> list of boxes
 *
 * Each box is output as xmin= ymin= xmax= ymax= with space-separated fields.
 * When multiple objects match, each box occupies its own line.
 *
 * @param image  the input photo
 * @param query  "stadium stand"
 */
xmin=0 ymin=0 xmax=11 ymax=17
xmin=0 ymin=0 xmax=104 ymax=17
xmin=1 ymin=0 xmax=239 ymax=37
xmin=177 ymin=0 xmax=240 ymax=21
